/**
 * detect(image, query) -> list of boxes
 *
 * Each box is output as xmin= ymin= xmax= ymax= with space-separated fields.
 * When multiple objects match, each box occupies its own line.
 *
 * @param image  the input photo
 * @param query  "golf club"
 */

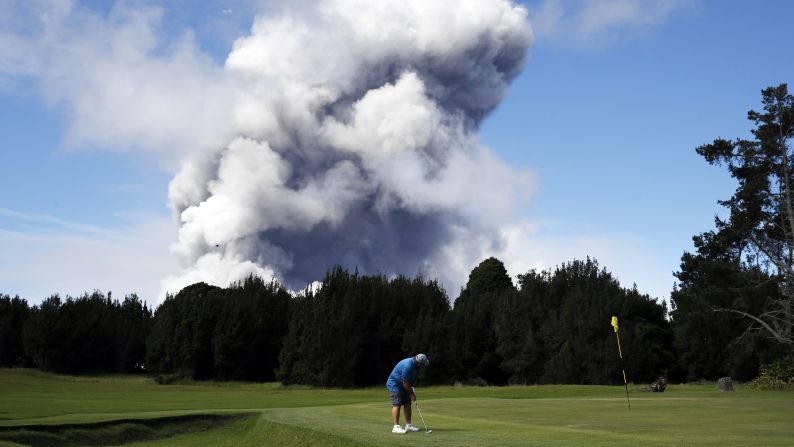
xmin=412 ymin=388 xmax=432 ymax=434
xmin=414 ymin=401 xmax=431 ymax=434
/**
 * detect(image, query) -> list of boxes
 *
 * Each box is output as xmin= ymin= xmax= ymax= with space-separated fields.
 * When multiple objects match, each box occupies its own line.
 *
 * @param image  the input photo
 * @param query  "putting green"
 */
xmin=1 ymin=369 xmax=792 ymax=446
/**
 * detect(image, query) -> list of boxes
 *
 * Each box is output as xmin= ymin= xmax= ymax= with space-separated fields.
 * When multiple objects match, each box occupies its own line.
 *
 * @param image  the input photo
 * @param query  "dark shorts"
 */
xmin=390 ymin=392 xmax=410 ymax=407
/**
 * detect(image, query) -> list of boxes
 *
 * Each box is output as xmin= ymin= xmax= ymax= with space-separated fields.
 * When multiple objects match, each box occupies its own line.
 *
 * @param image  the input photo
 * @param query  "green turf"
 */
xmin=1 ymin=368 xmax=792 ymax=446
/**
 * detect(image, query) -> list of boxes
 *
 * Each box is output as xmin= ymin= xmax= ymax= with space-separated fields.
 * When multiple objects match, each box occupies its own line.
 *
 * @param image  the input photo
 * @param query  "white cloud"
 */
xmin=165 ymin=0 xmax=534 ymax=294
xmin=1 ymin=0 xmax=235 ymax=166
xmin=159 ymin=251 xmax=276 ymax=302
xmin=1 ymin=1 xmax=545 ymax=302
xmin=0 ymin=0 xmax=683 ymax=305
xmin=528 ymin=0 xmax=695 ymax=47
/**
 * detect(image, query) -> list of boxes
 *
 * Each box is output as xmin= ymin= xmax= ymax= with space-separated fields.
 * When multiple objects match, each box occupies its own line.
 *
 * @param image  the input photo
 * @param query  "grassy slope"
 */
xmin=0 ymin=414 xmax=252 ymax=447
xmin=1 ymin=369 xmax=792 ymax=446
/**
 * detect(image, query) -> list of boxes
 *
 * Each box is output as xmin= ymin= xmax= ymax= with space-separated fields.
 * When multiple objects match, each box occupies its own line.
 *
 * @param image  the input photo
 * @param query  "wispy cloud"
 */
xmin=0 ymin=207 xmax=120 ymax=238
xmin=0 ymin=209 xmax=178 ymax=308
xmin=528 ymin=0 xmax=696 ymax=48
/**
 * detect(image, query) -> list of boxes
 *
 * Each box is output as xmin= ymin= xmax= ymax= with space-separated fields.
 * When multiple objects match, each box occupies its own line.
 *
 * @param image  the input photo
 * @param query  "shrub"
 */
xmin=751 ymin=359 xmax=794 ymax=390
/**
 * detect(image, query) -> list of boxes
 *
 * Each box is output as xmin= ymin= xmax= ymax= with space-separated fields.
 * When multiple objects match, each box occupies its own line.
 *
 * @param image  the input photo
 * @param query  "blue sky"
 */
xmin=1 ymin=0 xmax=792 ymax=308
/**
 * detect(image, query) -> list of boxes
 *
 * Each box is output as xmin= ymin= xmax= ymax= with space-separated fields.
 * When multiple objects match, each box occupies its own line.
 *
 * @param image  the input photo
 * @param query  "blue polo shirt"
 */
xmin=386 ymin=358 xmax=419 ymax=394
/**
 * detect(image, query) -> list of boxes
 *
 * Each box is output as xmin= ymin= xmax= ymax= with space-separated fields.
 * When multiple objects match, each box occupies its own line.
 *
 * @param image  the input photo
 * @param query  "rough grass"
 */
xmin=1 ymin=368 xmax=792 ymax=446
xmin=0 ymin=414 xmax=251 ymax=447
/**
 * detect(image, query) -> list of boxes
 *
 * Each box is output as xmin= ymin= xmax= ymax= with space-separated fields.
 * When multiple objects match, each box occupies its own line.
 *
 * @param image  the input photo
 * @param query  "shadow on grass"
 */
xmin=410 ymin=428 xmax=462 ymax=434
xmin=0 ymin=413 xmax=255 ymax=447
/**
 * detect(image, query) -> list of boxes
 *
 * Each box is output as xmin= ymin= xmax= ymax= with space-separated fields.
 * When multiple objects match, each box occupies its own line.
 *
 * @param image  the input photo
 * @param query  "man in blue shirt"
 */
xmin=386 ymin=353 xmax=429 ymax=433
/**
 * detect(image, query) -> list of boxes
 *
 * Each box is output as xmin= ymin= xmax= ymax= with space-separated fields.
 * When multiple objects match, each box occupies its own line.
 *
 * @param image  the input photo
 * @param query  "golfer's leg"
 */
xmin=403 ymin=403 xmax=412 ymax=425
xmin=392 ymin=405 xmax=401 ymax=425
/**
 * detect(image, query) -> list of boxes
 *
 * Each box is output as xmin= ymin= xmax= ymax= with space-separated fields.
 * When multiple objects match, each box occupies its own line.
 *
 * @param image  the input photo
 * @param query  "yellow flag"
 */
xmin=611 ymin=316 xmax=619 ymax=333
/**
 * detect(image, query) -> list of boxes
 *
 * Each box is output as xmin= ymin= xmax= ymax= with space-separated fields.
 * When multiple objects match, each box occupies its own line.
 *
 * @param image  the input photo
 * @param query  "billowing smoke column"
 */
xmin=161 ymin=0 xmax=533 ymax=297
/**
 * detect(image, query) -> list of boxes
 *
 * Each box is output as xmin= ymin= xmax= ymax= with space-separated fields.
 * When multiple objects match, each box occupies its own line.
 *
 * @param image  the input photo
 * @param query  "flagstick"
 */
xmin=614 ymin=330 xmax=631 ymax=410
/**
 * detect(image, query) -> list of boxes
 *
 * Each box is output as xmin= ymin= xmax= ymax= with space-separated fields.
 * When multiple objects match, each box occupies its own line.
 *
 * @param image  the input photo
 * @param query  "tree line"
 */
xmin=2 ymin=257 xmax=676 ymax=385
xmin=2 ymin=84 xmax=792 ymax=385
xmin=0 ymin=291 xmax=151 ymax=374
xmin=0 ymin=252 xmax=788 ymax=385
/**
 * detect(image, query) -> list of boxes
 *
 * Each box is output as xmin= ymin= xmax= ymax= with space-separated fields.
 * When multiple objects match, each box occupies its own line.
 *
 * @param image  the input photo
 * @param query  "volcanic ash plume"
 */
xmin=161 ymin=0 xmax=533 ymax=298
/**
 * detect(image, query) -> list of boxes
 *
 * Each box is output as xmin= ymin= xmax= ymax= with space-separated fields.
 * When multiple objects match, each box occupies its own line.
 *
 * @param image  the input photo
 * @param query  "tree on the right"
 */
xmin=674 ymin=85 xmax=793 ymax=374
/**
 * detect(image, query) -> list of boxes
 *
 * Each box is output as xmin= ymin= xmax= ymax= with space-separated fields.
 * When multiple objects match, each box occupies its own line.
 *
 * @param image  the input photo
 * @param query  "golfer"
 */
xmin=386 ymin=353 xmax=429 ymax=433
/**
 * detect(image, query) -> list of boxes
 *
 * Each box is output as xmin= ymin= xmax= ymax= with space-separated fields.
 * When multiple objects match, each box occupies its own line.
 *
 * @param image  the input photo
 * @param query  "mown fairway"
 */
xmin=1 ymin=369 xmax=792 ymax=446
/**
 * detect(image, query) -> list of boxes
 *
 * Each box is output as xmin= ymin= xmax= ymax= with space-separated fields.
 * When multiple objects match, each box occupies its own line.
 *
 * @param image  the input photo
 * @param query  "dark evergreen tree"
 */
xmin=146 ymin=278 xmax=291 ymax=381
xmin=695 ymin=85 xmax=793 ymax=346
xmin=23 ymin=295 xmax=64 ymax=372
xmin=492 ymin=286 xmax=544 ymax=384
xmin=448 ymin=257 xmax=515 ymax=384
xmin=213 ymin=276 xmax=291 ymax=381
xmin=146 ymin=282 xmax=223 ymax=379
xmin=277 ymin=267 xmax=450 ymax=387
xmin=515 ymin=259 xmax=674 ymax=385
xmin=443 ymin=256 xmax=673 ymax=386
xmin=0 ymin=295 xmax=29 ymax=367
xmin=21 ymin=291 xmax=150 ymax=374
xmin=114 ymin=294 xmax=153 ymax=373
xmin=23 ymin=293 xmax=114 ymax=373
xmin=672 ymin=84 xmax=794 ymax=381
xmin=671 ymin=227 xmax=787 ymax=381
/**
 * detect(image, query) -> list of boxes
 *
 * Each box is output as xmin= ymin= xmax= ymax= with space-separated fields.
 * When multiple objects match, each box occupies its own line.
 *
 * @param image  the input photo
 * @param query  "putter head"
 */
xmin=426 ymin=430 xmax=432 ymax=434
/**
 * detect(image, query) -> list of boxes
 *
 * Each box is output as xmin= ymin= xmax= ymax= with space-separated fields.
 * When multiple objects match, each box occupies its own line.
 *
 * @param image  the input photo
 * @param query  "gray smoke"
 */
xmin=162 ymin=0 xmax=533 ymax=297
